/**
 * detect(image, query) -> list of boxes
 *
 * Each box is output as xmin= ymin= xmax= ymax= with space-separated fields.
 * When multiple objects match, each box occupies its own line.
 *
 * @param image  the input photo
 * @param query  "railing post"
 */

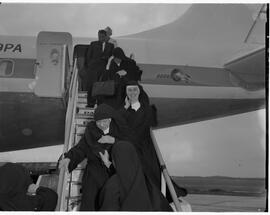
xmin=150 ymin=128 xmax=182 ymax=211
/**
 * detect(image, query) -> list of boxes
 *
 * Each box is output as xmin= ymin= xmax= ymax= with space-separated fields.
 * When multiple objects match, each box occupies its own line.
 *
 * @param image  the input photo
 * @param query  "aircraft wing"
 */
xmin=117 ymin=4 xmax=266 ymax=128
xmin=225 ymin=46 xmax=265 ymax=91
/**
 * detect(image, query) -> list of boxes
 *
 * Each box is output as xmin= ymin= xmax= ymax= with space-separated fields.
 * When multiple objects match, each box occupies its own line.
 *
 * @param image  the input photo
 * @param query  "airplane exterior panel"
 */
xmin=0 ymin=92 xmax=65 ymax=152
xmin=0 ymin=58 xmax=36 ymax=79
xmin=0 ymin=78 xmax=34 ymax=92
xmin=139 ymin=63 xmax=231 ymax=86
xmin=150 ymin=97 xmax=265 ymax=128
xmin=35 ymin=44 xmax=64 ymax=97
xmin=0 ymin=36 xmax=35 ymax=59
xmin=0 ymin=145 xmax=63 ymax=163
xmin=118 ymin=38 xmax=241 ymax=67
xmin=142 ymin=84 xmax=265 ymax=99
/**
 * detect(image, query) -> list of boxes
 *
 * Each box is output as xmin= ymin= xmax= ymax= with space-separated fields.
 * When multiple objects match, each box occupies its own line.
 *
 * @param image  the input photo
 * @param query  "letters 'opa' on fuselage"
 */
xmin=0 ymin=43 xmax=22 ymax=53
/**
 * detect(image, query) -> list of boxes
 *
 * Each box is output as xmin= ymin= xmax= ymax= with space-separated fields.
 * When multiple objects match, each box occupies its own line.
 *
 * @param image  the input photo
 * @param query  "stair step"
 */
xmin=66 ymin=196 xmax=81 ymax=211
xmin=77 ymin=107 xmax=95 ymax=116
xmin=76 ymin=118 xmax=92 ymax=126
xmin=77 ymin=102 xmax=87 ymax=108
xmin=76 ymin=113 xmax=93 ymax=119
xmin=78 ymin=91 xmax=87 ymax=98
xmin=70 ymin=169 xmax=84 ymax=183
xmin=77 ymin=159 xmax=87 ymax=169
xmin=76 ymin=125 xmax=86 ymax=135
xmin=66 ymin=196 xmax=82 ymax=200
xmin=66 ymin=183 xmax=82 ymax=197
xmin=77 ymin=97 xmax=87 ymax=103
xmin=74 ymin=134 xmax=83 ymax=145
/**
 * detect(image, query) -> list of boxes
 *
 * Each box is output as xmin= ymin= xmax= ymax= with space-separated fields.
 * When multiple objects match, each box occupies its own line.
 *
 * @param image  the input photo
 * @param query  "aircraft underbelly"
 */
xmin=0 ymin=92 xmax=65 ymax=152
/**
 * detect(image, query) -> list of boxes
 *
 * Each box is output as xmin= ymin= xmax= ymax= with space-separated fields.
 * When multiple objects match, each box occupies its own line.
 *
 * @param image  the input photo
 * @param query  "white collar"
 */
xmin=103 ymin=127 xmax=109 ymax=135
xmin=131 ymin=101 xmax=141 ymax=111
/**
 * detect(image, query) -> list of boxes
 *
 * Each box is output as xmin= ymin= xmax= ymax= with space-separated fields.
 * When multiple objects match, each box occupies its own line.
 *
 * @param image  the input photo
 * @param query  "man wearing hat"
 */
xmin=104 ymin=26 xmax=117 ymax=48
xmin=85 ymin=30 xmax=114 ymax=107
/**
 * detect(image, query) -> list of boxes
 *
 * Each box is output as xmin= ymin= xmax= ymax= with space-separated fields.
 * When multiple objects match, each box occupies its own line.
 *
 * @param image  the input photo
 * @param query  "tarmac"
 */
xmin=183 ymin=194 xmax=267 ymax=212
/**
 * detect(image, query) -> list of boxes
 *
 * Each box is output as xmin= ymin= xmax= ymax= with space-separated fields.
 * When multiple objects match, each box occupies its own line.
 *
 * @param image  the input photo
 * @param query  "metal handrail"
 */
xmin=61 ymin=45 xmax=67 ymax=95
xmin=56 ymin=57 xmax=79 ymax=211
xmin=150 ymin=128 xmax=182 ymax=211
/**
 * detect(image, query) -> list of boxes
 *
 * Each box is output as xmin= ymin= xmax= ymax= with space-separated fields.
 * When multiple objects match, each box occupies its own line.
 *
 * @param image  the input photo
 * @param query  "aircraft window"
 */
xmin=0 ymin=59 xmax=14 ymax=77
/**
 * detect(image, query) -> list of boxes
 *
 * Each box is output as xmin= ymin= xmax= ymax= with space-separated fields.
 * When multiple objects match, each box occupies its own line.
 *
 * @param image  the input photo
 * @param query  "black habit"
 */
xmin=0 ymin=163 xmax=57 ymax=211
xmin=64 ymin=104 xmax=136 ymax=211
xmin=99 ymin=141 xmax=172 ymax=211
xmin=118 ymin=82 xmax=160 ymax=189
xmin=98 ymin=47 xmax=142 ymax=109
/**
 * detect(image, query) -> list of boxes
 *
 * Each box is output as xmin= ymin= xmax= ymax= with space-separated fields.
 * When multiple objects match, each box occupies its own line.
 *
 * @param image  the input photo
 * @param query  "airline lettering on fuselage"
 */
xmin=156 ymin=73 xmax=171 ymax=79
xmin=0 ymin=43 xmax=22 ymax=53
xmin=156 ymin=68 xmax=192 ymax=83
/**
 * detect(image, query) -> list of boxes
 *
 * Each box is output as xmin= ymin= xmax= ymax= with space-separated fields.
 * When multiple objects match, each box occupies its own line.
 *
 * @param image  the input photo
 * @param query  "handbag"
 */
xmin=91 ymin=72 xmax=115 ymax=97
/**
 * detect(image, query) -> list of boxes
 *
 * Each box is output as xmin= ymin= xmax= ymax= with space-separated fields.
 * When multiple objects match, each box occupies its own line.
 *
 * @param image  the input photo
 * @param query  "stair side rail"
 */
xmin=56 ymin=57 xmax=79 ymax=211
xmin=150 ymin=128 xmax=182 ymax=211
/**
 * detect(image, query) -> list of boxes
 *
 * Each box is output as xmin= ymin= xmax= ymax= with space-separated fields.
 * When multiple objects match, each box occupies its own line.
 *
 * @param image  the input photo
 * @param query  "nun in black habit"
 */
xmin=98 ymin=141 xmax=172 ymax=211
xmin=59 ymin=103 xmax=137 ymax=211
xmin=119 ymin=81 xmax=188 ymax=200
xmin=0 ymin=162 xmax=57 ymax=211
xmin=118 ymin=81 xmax=160 ymax=188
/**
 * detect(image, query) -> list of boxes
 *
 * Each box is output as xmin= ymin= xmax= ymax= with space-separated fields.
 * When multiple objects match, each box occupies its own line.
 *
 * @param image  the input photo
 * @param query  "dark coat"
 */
xmin=98 ymin=60 xmax=142 ymax=109
xmin=119 ymin=101 xmax=188 ymax=200
xmin=99 ymin=142 xmax=172 ymax=211
xmin=106 ymin=58 xmax=141 ymax=83
xmin=119 ymin=101 xmax=161 ymax=188
xmin=85 ymin=41 xmax=114 ymax=70
xmin=0 ymin=163 xmax=57 ymax=211
xmin=64 ymin=104 xmax=137 ymax=211
xmin=84 ymin=41 xmax=114 ymax=104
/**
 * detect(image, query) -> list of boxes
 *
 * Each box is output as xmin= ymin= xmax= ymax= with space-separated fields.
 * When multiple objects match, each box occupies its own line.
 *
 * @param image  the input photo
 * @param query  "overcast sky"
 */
xmin=0 ymin=3 xmax=190 ymax=37
xmin=154 ymin=109 xmax=266 ymax=178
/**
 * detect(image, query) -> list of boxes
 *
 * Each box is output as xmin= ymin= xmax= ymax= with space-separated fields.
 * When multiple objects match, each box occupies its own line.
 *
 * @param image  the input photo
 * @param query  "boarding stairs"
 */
xmin=52 ymin=57 xmax=94 ymax=211
xmin=55 ymin=58 xmax=191 ymax=211
xmin=59 ymin=91 xmax=95 ymax=211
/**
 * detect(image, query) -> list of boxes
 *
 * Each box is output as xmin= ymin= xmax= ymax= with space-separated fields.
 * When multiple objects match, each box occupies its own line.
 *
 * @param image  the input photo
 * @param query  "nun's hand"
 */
xmin=124 ymin=97 xmax=130 ymax=109
xmin=117 ymin=70 xmax=127 ymax=77
xmin=27 ymin=183 xmax=39 ymax=195
xmin=98 ymin=135 xmax=115 ymax=144
xmin=99 ymin=150 xmax=111 ymax=168
xmin=59 ymin=158 xmax=70 ymax=171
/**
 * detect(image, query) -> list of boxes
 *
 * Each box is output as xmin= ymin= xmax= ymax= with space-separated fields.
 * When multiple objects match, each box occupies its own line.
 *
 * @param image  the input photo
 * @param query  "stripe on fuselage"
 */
xmin=141 ymin=83 xmax=265 ymax=99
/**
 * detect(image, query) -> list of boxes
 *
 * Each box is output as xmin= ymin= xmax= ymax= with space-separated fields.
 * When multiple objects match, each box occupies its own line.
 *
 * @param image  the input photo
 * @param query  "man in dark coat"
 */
xmin=0 ymin=163 xmax=57 ymax=211
xmin=85 ymin=30 xmax=114 ymax=107
xmin=59 ymin=104 xmax=137 ymax=211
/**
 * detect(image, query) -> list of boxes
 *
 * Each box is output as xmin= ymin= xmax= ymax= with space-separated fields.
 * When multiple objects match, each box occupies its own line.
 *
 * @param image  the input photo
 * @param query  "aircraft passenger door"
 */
xmin=34 ymin=44 xmax=64 ymax=98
